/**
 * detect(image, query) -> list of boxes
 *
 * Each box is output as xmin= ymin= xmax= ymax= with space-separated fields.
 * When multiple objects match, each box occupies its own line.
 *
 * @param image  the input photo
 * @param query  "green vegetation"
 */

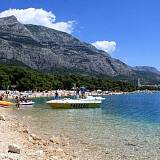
xmin=0 ymin=64 xmax=137 ymax=92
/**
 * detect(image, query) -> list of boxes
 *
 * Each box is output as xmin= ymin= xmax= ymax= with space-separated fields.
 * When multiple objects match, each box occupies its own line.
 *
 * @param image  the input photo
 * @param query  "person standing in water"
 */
xmin=55 ymin=90 xmax=59 ymax=99
xmin=15 ymin=96 xmax=20 ymax=109
xmin=76 ymin=87 xmax=80 ymax=99
xmin=0 ymin=94 xmax=3 ymax=101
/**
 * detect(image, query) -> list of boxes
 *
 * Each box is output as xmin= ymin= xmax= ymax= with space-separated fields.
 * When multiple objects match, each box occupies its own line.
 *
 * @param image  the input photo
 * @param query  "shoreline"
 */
xmin=1 ymin=92 xmax=160 ymax=159
xmin=2 ymin=89 xmax=158 ymax=100
xmin=1 ymin=89 xmax=159 ymax=102
xmin=0 ymin=108 xmax=111 ymax=160
xmin=0 ymin=107 xmax=78 ymax=160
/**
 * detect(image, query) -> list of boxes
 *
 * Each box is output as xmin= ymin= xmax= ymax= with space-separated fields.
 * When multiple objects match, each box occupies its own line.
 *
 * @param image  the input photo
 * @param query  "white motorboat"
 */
xmin=46 ymin=98 xmax=103 ymax=109
xmin=20 ymin=101 xmax=35 ymax=105
xmin=84 ymin=96 xmax=105 ymax=101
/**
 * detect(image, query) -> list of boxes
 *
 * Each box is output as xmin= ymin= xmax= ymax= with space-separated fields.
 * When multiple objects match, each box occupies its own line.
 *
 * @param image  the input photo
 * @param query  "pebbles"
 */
xmin=0 ymin=115 xmax=5 ymax=121
xmin=1 ymin=108 xmax=136 ymax=160
xmin=27 ymin=150 xmax=45 ymax=157
xmin=0 ymin=153 xmax=21 ymax=160
xmin=22 ymin=128 xmax=29 ymax=134
xmin=50 ymin=136 xmax=61 ymax=144
xmin=0 ymin=109 xmax=75 ymax=160
xmin=30 ymin=134 xmax=41 ymax=141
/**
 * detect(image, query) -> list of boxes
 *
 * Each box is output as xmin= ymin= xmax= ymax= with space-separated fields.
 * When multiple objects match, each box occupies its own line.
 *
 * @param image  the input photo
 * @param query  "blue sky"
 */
xmin=1 ymin=0 xmax=160 ymax=69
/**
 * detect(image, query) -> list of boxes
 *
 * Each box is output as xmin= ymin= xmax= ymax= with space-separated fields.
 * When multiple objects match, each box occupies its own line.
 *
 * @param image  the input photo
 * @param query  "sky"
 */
xmin=0 ymin=0 xmax=160 ymax=69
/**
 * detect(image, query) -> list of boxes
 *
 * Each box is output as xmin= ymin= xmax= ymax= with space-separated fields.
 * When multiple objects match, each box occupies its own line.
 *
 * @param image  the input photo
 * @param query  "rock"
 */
xmin=8 ymin=144 xmax=20 ymax=154
xmin=125 ymin=142 xmax=137 ymax=147
xmin=35 ymin=150 xmax=44 ymax=156
xmin=49 ymin=156 xmax=58 ymax=160
xmin=42 ymin=140 xmax=49 ymax=146
xmin=27 ymin=150 xmax=44 ymax=157
xmin=0 ymin=153 xmax=8 ymax=159
xmin=0 ymin=154 xmax=21 ymax=160
xmin=56 ymin=148 xmax=63 ymax=152
xmin=49 ymin=136 xmax=56 ymax=143
xmin=30 ymin=134 xmax=41 ymax=141
xmin=28 ymin=136 xmax=32 ymax=142
xmin=22 ymin=128 xmax=29 ymax=134
xmin=55 ymin=148 xmax=65 ymax=155
xmin=50 ymin=136 xmax=62 ymax=145
xmin=0 ymin=153 xmax=16 ymax=160
xmin=133 ymin=66 xmax=160 ymax=75
xmin=0 ymin=115 xmax=5 ymax=121
xmin=105 ymin=151 xmax=110 ymax=154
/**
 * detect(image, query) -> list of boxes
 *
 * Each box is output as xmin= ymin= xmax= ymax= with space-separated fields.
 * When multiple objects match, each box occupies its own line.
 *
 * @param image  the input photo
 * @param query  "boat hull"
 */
xmin=49 ymin=102 xmax=100 ymax=109
xmin=46 ymin=98 xmax=102 ymax=109
xmin=20 ymin=102 xmax=35 ymax=105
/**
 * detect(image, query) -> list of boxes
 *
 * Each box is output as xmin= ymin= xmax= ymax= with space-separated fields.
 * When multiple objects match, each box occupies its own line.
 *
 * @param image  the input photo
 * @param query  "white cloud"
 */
xmin=91 ymin=40 xmax=116 ymax=54
xmin=0 ymin=8 xmax=74 ymax=33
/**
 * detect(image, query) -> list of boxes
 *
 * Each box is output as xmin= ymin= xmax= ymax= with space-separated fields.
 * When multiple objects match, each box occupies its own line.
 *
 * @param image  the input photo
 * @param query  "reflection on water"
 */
xmin=8 ymin=93 xmax=160 ymax=158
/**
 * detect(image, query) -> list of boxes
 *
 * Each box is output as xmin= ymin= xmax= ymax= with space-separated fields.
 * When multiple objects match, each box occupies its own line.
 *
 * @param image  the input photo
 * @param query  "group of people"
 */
xmin=76 ymin=87 xmax=86 ymax=99
xmin=0 ymin=91 xmax=9 ymax=101
xmin=15 ymin=95 xmax=30 ymax=109
xmin=0 ymin=92 xmax=20 ymax=109
xmin=54 ymin=87 xmax=86 ymax=100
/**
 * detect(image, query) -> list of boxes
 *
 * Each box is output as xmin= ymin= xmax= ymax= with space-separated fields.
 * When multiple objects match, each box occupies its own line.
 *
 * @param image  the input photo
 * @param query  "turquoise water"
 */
xmin=9 ymin=93 xmax=160 ymax=159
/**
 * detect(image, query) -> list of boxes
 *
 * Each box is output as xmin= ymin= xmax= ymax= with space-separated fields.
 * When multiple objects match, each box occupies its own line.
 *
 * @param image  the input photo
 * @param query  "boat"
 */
xmin=84 ymin=96 xmax=105 ymax=101
xmin=46 ymin=97 xmax=104 ymax=109
xmin=20 ymin=101 xmax=35 ymax=105
xmin=0 ymin=101 xmax=14 ymax=107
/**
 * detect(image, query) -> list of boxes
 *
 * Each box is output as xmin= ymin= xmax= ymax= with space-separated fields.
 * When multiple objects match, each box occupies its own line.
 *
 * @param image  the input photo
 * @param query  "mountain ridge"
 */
xmin=0 ymin=15 xmax=160 ymax=84
xmin=133 ymin=66 xmax=160 ymax=75
xmin=0 ymin=15 xmax=133 ymax=76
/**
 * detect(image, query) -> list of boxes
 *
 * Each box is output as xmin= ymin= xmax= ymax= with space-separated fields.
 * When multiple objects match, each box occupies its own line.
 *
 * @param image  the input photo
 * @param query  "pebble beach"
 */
xmin=1 ymin=93 xmax=160 ymax=160
xmin=0 ymin=108 xmax=77 ymax=160
xmin=0 ymin=108 xmax=110 ymax=160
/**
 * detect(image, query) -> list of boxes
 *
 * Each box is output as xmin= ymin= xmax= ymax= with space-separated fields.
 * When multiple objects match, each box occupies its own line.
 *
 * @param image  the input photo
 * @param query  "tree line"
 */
xmin=0 ymin=64 xmax=137 ymax=92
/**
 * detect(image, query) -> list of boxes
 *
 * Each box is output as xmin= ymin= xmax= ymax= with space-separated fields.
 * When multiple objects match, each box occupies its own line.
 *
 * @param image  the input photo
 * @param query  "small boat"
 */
xmin=46 ymin=98 xmax=103 ymax=109
xmin=0 ymin=101 xmax=14 ymax=107
xmin=20 ymin=101 xmax=35 ymax=105
xmin=84 ymin=96 xmax=105 ymax=101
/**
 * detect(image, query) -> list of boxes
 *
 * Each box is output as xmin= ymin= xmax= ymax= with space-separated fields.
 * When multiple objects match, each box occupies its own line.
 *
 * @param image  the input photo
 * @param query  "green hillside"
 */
xmin=0 ymin=64 xmax=136 ymax=92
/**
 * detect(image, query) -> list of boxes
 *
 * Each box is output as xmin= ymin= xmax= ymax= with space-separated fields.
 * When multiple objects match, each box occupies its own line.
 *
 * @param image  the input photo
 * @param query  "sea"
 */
xmin=8 ymin=92 xmax=160 ymax=159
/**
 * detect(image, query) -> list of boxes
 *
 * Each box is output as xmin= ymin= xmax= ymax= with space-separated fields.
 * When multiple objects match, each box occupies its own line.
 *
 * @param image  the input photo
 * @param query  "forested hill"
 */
xmin=0 ymin=64 xmax=136 ymax=91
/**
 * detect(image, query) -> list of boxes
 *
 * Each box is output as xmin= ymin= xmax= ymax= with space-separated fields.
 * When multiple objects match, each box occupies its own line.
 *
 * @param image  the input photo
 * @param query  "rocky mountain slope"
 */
xmin=133 ymin=66 xmax=160 ymax=75
xmin=0 ymin=15 xmax=160 ymax=84
xmin=0 ymin=15 xmax=133 ymax=76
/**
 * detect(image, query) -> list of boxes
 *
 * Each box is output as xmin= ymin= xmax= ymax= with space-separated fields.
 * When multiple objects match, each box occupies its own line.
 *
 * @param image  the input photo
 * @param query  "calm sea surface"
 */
xmin=8 ymin=93 xmax=160 ymax=159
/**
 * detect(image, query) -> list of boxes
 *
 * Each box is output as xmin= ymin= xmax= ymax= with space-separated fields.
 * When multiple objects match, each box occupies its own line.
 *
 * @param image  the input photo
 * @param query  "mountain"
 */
xmin=0 ymin=15 xmax=134 ymax=76
xmin=0 ymin=15 xmax=160 ymax=85
xmin=133 ymin=66 xmax=160 ymax=75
